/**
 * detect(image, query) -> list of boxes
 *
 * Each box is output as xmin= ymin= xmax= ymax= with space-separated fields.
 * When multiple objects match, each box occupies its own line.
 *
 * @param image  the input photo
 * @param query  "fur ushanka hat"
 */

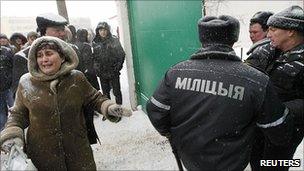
xmin=28 ymin=36 xmax=79 ymax=81
xmin=267 ymin=5 xmax=304 ymax=32
xmin=198 ymin=15 xmax=240 ymax=45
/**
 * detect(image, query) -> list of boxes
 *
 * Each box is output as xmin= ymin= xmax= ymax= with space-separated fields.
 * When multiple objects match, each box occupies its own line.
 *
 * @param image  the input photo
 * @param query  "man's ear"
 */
xmin=288 ymin=30 xmax=296 ymax=37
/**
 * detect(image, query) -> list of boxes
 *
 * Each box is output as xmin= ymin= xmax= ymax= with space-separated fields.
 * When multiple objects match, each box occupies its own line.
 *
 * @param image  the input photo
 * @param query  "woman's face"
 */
xmin=36 ymin=48 xmax=64 ymax=75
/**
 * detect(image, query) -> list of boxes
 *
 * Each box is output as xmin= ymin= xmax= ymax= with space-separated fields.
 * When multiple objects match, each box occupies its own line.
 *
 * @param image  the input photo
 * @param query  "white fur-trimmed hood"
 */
xmin=28 ymin=36 xmax=79 ymax=81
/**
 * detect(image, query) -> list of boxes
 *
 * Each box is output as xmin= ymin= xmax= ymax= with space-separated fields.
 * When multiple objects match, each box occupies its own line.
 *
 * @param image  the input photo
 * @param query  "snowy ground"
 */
xmin=91 ymin=110 xmax=303 ymax=171
xmin=91 ymin=64 xmax=303 ymax=170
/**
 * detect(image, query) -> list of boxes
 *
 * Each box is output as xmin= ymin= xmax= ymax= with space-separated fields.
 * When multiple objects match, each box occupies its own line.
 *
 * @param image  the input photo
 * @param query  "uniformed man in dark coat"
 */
xmin=93 ymin=22 xmax=125 ymax=105
xmin=246 ymin=6 xmax=304 ymax=171
xmin=146 ymin=15 xmax=294 ymax=171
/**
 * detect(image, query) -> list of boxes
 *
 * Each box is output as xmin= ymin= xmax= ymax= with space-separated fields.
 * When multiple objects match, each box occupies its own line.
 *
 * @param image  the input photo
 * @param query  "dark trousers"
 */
xmin=250 ymin=126 xmax=304 ymax=171
xmin=85 ymin=72 xmax=99 ymax=90
xmin=84 ymin=106 xmax=98 ymax=144
xmin=100 ymin=75 xmax=122 ymax=105
xmin=83 ymin=72 xmax=99 ymax=144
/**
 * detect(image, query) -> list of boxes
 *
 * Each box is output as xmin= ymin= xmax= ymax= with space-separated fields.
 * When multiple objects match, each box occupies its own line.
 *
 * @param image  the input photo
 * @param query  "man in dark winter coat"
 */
xmin=0 ymin=46 xmax=13 ymax=130
xmin=246 ymin=6 xmax=304 ymax=171
xmin=75 ymin=28 xmax=99 ymax=90
xmin=146 ymin=15 xmax=294 ymax=171
xmin=246 ymin=11 xmax=273 ymax=56
xmin=93 ymin=22 xmax=125 ymax=105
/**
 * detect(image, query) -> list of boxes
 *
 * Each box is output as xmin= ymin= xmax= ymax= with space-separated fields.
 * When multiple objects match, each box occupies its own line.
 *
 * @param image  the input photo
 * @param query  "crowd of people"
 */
xmin=0 ymin=13 xmax=130 ymax=170
xmin=0 ymin=4 xmax=303 ymax=171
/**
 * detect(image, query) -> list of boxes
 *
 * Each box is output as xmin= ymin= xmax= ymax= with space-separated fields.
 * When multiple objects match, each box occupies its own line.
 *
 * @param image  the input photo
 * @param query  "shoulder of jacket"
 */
xmin=245 ymin=64 xmax=270 ymax=86
xmin=1 ymin=46 xmax=11 ymax=52
xmin=166 ymin=60 xmax=191 ymax=74
xmin=70 ymin=70 xmax=86 ymax=79
xmin=19 ymin=73 xmax=31 ymax=84
xmin=247 ymin=39 xmax=271 ymax=54
xmin=14 ymin=47 xmax=30 ymax=60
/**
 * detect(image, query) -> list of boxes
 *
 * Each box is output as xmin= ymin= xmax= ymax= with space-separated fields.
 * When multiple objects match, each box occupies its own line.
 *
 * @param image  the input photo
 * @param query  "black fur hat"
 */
xmin=267 ymin=5 xmax=304 ymax=32
xmin=198 ymin=15 xmax=240 ymax=45
xmin=95 ymin=22 xmax=111 ymax=34
xmin=36 ymin=13 xmax=68 ymax=36
xmin=250 ymin=11 xmax=274 ymax=31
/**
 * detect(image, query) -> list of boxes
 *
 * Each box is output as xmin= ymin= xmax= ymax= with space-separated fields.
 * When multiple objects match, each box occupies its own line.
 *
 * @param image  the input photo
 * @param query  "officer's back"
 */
xmin=146 ymin=15 xmax=293 ymax=171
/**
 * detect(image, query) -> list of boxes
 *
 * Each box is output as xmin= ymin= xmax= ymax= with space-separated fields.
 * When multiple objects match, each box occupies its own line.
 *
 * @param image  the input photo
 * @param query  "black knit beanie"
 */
xmin=198 ymin=15 xmax=240 ymax=45
xmin=267 ymin=5 xmax=304 ymax=32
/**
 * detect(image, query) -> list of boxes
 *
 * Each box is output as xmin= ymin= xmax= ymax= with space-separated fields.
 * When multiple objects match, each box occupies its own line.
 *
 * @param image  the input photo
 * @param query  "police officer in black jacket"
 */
xmin=146 ymin=15 xmax=294 ymax=171
xmin=246 ymin=6 xmax=304 ymax=171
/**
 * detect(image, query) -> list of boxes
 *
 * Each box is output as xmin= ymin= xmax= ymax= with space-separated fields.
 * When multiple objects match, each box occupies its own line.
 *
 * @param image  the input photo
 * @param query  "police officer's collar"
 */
xmin=247 ymin=38 xmax=271 ymax=55
xmin=191 ymin=43 xmax=241 ymax=61
xmin=276 ymin=43 xmax=304 ymax=63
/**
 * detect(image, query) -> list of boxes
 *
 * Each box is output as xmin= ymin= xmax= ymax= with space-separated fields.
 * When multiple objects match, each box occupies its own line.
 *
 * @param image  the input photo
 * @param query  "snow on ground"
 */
xmin=91 ymin=110 xmax=303 ymax=171
xmin=92 ymin=111 xmax=178 ymax=170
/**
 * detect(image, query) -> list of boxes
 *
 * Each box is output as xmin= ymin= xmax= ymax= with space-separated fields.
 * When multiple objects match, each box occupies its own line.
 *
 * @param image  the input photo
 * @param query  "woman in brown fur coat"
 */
xmin=0 ymin=36 xmax=131 ymax=170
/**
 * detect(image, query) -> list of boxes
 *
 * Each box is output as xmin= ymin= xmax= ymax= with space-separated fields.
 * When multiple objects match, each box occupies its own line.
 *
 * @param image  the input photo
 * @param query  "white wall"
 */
xmin=204 ymin=0 xmax=303 ymax=59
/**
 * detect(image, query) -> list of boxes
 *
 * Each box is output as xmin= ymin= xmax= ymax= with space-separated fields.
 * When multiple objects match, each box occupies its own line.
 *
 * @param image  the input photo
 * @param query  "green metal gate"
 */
xmin=127 ymin=1 xmax=202 ymax=111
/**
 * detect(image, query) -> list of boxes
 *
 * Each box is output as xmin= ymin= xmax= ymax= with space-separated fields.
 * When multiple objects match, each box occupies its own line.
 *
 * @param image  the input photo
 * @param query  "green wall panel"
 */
xmin=128 ymin=1 xmax=202 ymax=111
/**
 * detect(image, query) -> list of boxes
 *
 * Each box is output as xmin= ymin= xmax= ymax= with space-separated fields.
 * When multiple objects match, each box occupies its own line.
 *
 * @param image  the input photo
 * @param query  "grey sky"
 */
xmin=1 ymin=0 xmax=117 ymax=28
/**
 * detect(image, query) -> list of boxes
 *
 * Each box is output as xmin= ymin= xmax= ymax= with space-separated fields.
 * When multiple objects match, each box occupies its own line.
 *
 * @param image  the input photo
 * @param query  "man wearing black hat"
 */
xmin=246 ymin=11 xmax=273 ymax=56
xmin=247 ymin=5 xmax=304 ymax=171
xmin=146 ymin=15 xmax=293 ymax=171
